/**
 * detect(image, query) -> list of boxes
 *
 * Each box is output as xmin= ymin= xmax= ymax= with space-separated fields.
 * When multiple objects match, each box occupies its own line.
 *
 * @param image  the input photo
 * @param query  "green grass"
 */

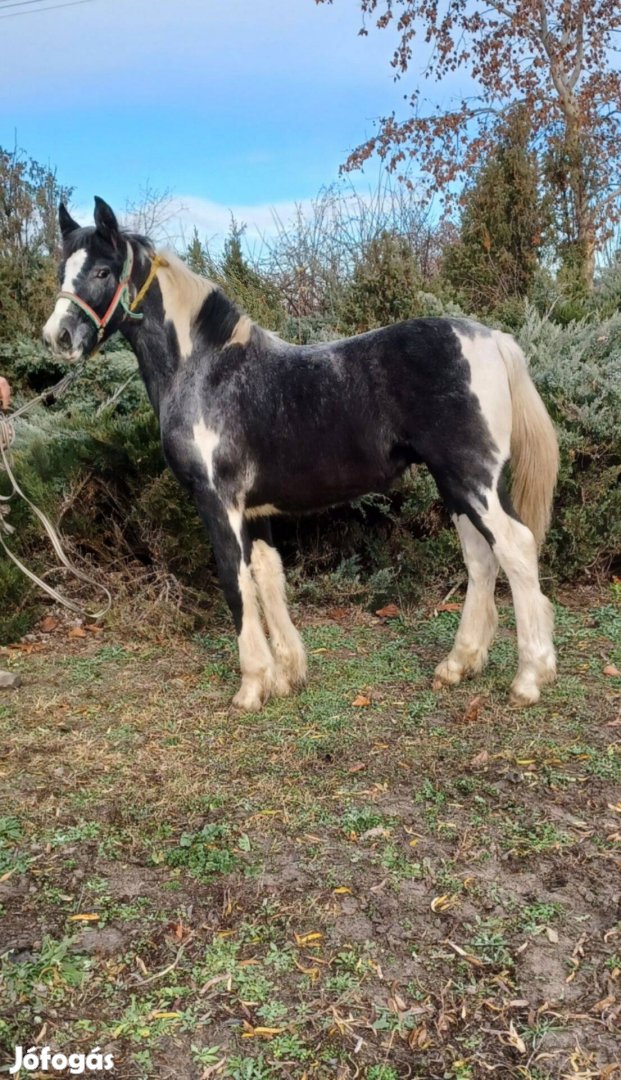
xmin=0 ymin=587 xmax=619 ymax=1078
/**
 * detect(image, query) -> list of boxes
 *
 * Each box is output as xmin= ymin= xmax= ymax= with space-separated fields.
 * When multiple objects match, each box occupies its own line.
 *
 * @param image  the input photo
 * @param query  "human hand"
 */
xmin=0 ymin=377 xmax=11 ymax=411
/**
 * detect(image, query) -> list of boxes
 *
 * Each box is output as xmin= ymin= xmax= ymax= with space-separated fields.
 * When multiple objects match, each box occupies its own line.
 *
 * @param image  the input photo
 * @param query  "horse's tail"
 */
xmin=494 ymin=331 xmax=559 ymax=546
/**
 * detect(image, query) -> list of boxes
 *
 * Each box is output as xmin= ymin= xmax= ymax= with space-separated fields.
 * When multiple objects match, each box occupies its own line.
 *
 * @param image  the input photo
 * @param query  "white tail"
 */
xmin=494 ymin=331 xmax=559 ymax=546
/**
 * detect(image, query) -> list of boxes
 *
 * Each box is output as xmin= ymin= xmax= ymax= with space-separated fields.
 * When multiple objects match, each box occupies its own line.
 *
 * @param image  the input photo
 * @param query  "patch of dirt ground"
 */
xmin=0 ymin=586 xmax=620 ymax=1079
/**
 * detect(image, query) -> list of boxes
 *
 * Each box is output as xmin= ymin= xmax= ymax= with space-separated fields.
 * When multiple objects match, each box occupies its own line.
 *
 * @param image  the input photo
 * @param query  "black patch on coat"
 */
xmin=195 ymin=289 xmax=242 ymax=349
xmin=497 ymin=459 xmax=522 ymax=524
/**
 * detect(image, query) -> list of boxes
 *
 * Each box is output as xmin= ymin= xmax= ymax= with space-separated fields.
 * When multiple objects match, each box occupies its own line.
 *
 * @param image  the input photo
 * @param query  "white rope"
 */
xmin=0 ymin=365 xmax=112 ymax=620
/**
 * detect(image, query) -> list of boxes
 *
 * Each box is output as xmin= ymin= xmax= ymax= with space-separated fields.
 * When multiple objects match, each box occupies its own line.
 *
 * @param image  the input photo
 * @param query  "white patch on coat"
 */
xmin=225 ymin=315 xmax=253 ymax=347
xmin=251 ymin=539 xmax=307 ymax=692
xmin=43 ymin=248 xmax=87 ymax=344
xmin=155 ymin=250 xmax=215 ymax=361
xmin=192 ymin=418 xmax=220 ymax=486
xmin=454 ymin=324 xmax=512 ymax=468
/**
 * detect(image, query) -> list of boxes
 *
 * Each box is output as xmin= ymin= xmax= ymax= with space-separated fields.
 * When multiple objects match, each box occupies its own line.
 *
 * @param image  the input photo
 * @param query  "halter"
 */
xmin=56 ymin=242 xmax=168 ymax=345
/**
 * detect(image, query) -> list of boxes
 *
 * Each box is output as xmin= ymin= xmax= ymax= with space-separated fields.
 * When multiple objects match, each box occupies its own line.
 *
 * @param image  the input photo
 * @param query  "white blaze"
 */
xmin=43 ymin=248 xmax=87 ymax=343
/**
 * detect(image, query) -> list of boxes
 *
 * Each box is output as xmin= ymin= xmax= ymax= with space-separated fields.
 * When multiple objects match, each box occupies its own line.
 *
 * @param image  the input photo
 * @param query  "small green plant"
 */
xmin=226 ymin=1054 xmax=276 ymax=1080
xmin=341 ymin=806 xmax=387 ymax=835
xmin=520 ymin=901 xmax=563 ymax=933
xmin=2 ymin=936 xmax=90 ymax=1004
xmin=367 ymin=1067 xmax=399 ymax=1080
xmin=165 ymin=823 xmax=237 ymax=881
xmin=192 ymin=1044 xmax=224 ymax=1068
xmin=469 ymin=919 xmax=514 ymax=969
xmin=0 ymin=816 xmax=30 ymax=876
xmin=270 ymin=1033 xmax=311 ymax=1061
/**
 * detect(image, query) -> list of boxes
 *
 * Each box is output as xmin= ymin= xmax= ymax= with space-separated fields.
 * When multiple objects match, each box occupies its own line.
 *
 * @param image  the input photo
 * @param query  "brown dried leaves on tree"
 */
xmin=316 ymin=0 xmax=621 ymax=288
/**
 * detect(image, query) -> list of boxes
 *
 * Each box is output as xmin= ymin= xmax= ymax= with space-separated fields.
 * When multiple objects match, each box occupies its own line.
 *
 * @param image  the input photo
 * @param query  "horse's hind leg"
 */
xmin=435 ymin=488 xmax=555 ymax=705
xmin=434 ymin=514 xmax=498 ymax=688
xmin=480 ymin=494 xmax=555 ymax=705
xmin=248 ymin=519 xmax=307 ymax=696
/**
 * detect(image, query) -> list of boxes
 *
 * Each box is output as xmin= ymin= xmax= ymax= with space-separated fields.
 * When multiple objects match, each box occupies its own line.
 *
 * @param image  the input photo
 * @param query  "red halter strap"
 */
xmin=57 ymin=243 xmax=142 ymax=343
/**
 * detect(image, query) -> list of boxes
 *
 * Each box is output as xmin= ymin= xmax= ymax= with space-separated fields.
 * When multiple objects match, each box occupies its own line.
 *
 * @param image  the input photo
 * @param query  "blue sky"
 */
xmin=1 ymin=0 xmax=464 ymax=246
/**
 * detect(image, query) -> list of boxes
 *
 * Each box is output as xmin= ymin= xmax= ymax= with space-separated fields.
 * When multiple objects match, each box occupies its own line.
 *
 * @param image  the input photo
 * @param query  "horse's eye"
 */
xmin=95 ymin=267 xmax=111 ymax=280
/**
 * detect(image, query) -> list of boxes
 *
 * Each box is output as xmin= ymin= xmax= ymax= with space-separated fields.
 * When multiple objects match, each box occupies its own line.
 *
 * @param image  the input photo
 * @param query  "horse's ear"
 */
xmin=59 ymin=202 xmax=80 ymax=239
xmin=94 ymin=196 xmax=120 ymax=247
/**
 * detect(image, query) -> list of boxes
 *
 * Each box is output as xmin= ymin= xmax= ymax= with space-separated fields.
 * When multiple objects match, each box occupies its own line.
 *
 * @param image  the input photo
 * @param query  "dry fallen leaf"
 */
xmin=68 ymin=626 xmax=87 ymax=639
xmin=506 ymin=1020 xmax=527 ymax=1054
xmin=328 ymin=607 xmax=349 ymax=622
xmin=603 ymin=664 xmax=621 ymax=677
xmin=590 ymin=995 xmax=615 ymax=1014
xmin=360 ymin=826 xmax=390 ymax=841
xmin=431 ymin=894 xmax=459 ymax=913
xmin=39 ymin=615 xmax=59 ymax=633
xmin=294 ymin=931 xmax=323 ymax=946
xmin=68 ymin=913 xmax=100 ymax=922
xmin=437 ymin=602 xmax=462 ymax=613
xmin=408 ymin=1023 xmax=431 ymax=1049
xmin=445 ymin=939 xmax=484 ymax=967
xmin=351 ymin=694 xmax=371 ymax=707
xmin=348 ymin=761 xmax=367 ymax=773
xmin=462 ymin=695 xmax=482 ymax=724
xmin=470 ymin=749 xmax=490 ymax=768
xmin=375 ymin=603 xmax=400 ymax=619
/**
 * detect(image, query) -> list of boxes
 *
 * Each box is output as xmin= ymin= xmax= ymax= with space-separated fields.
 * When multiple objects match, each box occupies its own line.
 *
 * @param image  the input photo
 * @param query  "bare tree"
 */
xmin=261 ymin=173 xmax=443 ymax=317
xmin=123 ymin=182 xmax=185 ymax=246
xmin=317 ymin=0 xmax=621 ymax=290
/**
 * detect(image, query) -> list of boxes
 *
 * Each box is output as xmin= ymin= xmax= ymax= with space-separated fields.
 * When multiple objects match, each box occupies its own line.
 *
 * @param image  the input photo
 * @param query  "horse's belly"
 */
xmin=249 ymin=450 xmax=403 ymax=514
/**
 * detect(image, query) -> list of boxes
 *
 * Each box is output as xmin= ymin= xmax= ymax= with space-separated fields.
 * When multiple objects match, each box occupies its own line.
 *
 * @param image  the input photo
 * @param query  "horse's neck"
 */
xmin=122 ymin=255 xmax=186 ymax=414
xmin=123 ymin=315 xmax=176 ymax=415
xmin=122 ymin=252 xmax=245 ymax=413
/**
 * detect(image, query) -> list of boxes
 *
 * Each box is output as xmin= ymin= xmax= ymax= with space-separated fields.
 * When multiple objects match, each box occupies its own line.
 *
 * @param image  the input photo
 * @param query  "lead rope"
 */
xmin=0 ymin=250 xmax=168 ymax=621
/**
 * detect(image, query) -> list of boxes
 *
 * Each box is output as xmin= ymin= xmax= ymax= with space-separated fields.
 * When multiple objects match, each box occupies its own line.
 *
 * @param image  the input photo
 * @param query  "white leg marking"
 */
xmin=192 ymin=419 xmax=220 ymax=486
xmin=232 ymin=559 xmax=276 ymax=712
xmin=483 ymin=497 xmax=555 ymax=706
xmin=222 ymin=506 xmax=275 ymax=713
xmin=434 ymin=514 xmax=499 ymax=688
xmin=251 ymin=540 xmax=307 ymax=696
xmin=43 ymin=248 xmax=87 ymax=344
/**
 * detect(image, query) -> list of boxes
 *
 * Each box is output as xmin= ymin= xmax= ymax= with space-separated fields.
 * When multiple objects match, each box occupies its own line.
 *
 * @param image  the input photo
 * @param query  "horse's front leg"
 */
xmin=197 ymin=490 xmax=276 ymax=712
xmin=248 ymin=518 xmax=307 ymax=696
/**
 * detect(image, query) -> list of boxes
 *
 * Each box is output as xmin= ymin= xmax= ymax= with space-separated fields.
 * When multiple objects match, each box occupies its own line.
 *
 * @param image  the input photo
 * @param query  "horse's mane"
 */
xmin=153 ymin=248 xmax=215 ymax=310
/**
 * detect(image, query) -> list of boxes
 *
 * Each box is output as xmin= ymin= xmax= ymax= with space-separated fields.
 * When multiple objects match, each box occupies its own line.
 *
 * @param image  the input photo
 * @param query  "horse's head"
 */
xmin=43 ymin=197 xmax=139 ymax=361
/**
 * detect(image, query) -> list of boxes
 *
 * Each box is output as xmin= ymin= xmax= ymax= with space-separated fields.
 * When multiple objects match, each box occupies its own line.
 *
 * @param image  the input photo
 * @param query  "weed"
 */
xmin=165 ymin=823 xmax=237 ymax=881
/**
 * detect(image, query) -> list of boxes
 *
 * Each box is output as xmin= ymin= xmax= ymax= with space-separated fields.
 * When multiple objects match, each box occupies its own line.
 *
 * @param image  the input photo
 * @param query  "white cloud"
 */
xmin=72 ymin=192 xmax=313 ymax=253
xmin=169 ymin=194 xmax=315 ymax=253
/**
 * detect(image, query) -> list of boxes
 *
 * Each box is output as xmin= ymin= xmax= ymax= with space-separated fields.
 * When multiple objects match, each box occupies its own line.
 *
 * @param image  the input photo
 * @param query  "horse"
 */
xmin=43 ymin=197 xmax=559 ymax=713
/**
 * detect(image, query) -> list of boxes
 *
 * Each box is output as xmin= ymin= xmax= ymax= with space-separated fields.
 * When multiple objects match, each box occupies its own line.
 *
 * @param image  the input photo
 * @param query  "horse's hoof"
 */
xmin=433 ymin=659 xmax=463 ymax=688
xmin=271 ymin=669 xmax=294 ymax=697
xmin=232 ymin=682 xmax=267 ymax=712
xmin=509 ymin=677 xmax=540 ymax=708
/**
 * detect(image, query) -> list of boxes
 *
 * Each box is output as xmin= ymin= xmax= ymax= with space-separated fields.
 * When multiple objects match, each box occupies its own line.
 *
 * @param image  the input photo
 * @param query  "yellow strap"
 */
xmin=130 ymin=253 xmax=170 ymax=313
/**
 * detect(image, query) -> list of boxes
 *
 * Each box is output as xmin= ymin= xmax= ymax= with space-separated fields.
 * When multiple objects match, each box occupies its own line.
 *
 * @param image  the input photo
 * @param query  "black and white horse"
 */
xmin=44 ymin=198 xmax=559 ymax=712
